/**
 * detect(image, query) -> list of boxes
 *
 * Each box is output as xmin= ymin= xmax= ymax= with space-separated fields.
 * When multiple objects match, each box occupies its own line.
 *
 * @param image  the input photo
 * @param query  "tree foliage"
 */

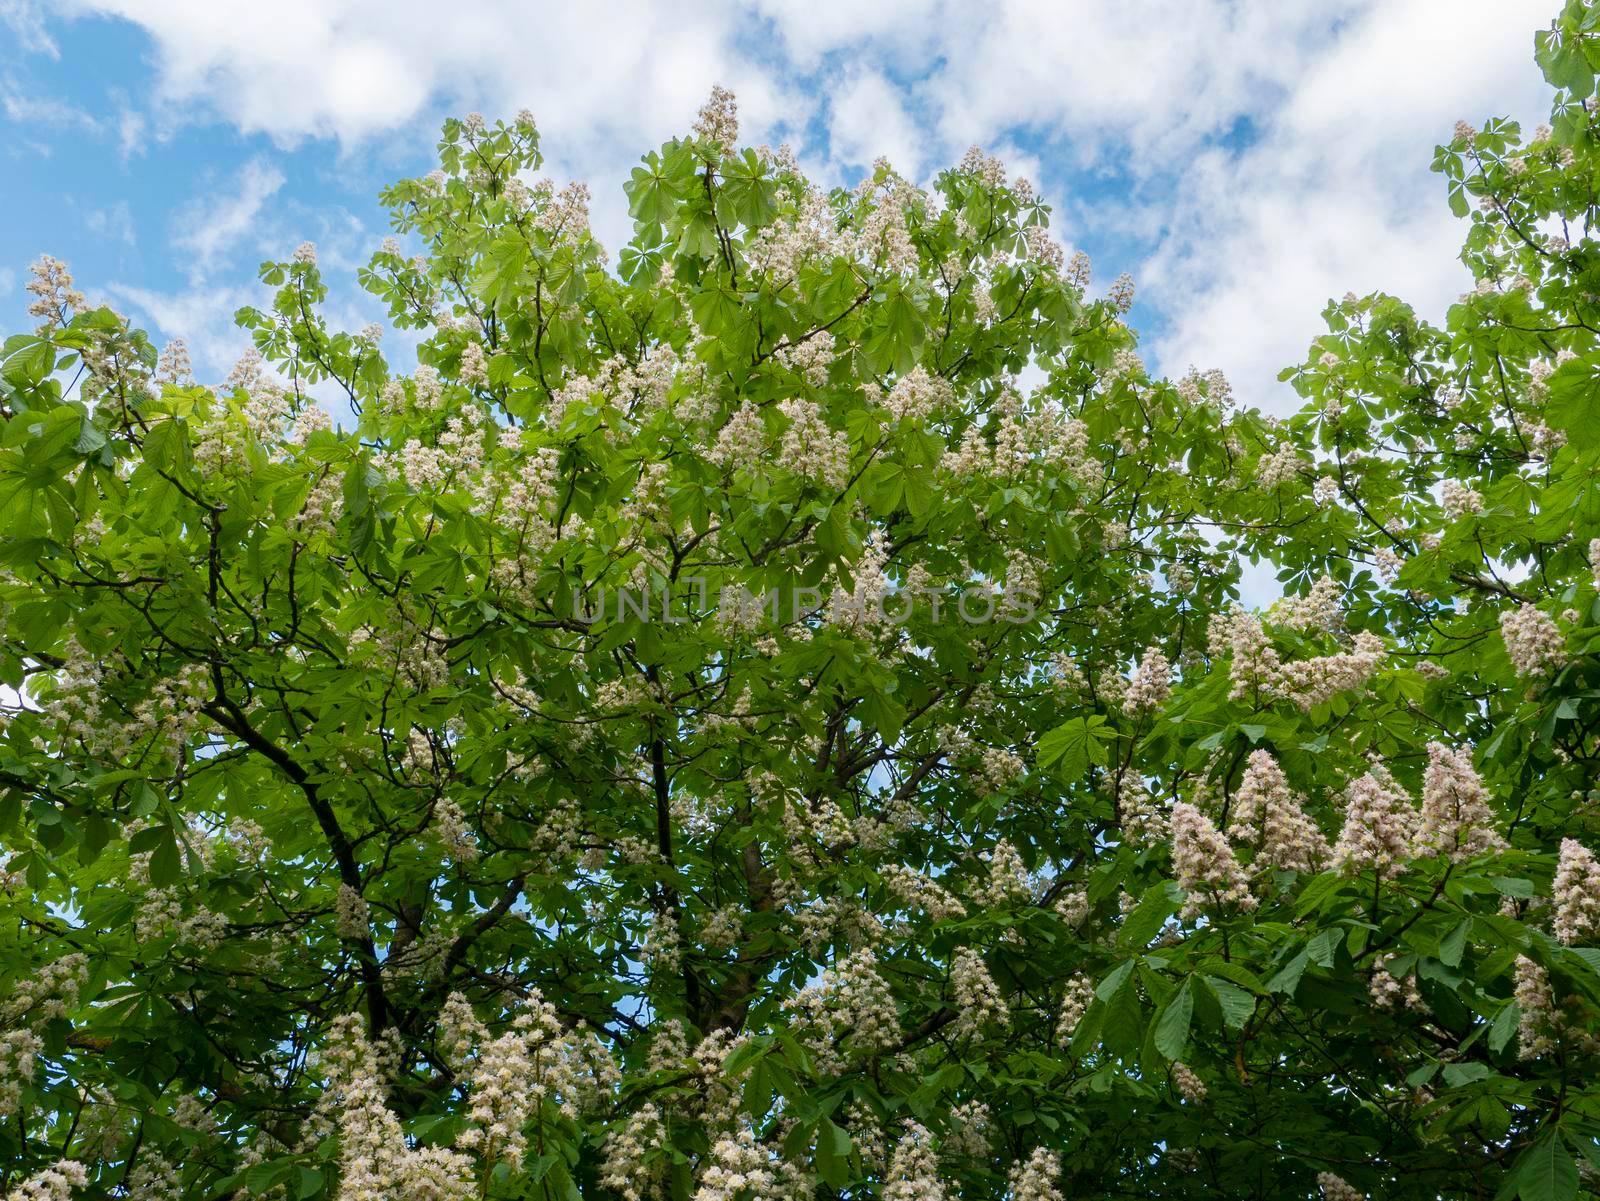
xmin=5 ymin=7 xmax=1600 ymax=1199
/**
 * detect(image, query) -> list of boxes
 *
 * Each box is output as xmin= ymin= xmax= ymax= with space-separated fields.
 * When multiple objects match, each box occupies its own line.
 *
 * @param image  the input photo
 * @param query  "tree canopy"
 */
xmin=6 ymin=5 xmax=1600 ymax=1200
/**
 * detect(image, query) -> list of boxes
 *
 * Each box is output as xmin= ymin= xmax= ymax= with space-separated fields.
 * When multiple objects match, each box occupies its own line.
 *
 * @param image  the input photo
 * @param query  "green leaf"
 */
xmin=148 ymin=831 xmax=183 ymax=887
xmin=1547 ymin=355 xmax=1600 ymax=448
xmin=1095 ymin=959 xmax=1136 ymax=1002
xmin=470 ymin=236 xmax=528 ymax=310
xmin=689 ymin=285 xmax=741 ymax=332
xmin=815 ymin=1118 xmax=853 ymax=1190
xmin=1153 ymin=978 xmax=1193 ymax=1060
xmin=1121 ymin=882 xmax=1180 ymax=949
xmin=625 ymin=154 xmax=681 ymax=226
xmin=1514 ymin=1130 xmax=1578 ymax=1201
xmin=1491 ymin=877 xmax=1535 ymax=899
xmin=245 ymin=1161 xmax=297 ymax=1196
xmin=1201 ymin=976 xmax=1256 ymax=1031
xmin=1442 ymin=1061 xmax=1492 ymax=1087
xmin=1100 ymin=971 xmax=1145 ymax=1059
xmin=1267 ymin=948 xmax=1311 ymax=997
xmin=1037 ymin=715 xmax=1111 ymax=781
xmin=73 ymin=418 xmax=108 ymax=454
xmin=1488 ymin=1002 xmax=1520 ymax=1055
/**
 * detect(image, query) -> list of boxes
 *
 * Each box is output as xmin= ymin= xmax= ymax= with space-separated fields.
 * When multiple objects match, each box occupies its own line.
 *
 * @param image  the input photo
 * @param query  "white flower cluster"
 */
xmin=134 ymin=885 xmax=230 ymax=951
xmin=600 ymin=1103 xmax=667 ymax=1201
xmin=1415 ymin=741 xmax=1505 ymax=862
xmin=692 ymin=84 xmax=739 ymax=156
xmin=2 ymin=954 xmax=89 ymax=1118
xmin=826 ymin=533 xmax=892 ymax=630
xmin=533 ymin=180 xmax=595 ymax=249
xmin=1441 ymin=479 xmax=1483 ymax=518
xmin=745 ymin=186 xmax=837 ymax=286
xmin=851 ymin=172 xmax=921 ymax=277
xmin=785 ymin=947 xmax=902 ymax=1062
xmin=1269 ymin=576 xmax=1343 ymax=634
xmin=1171 ymin=802 xmax=1255 ymax=918
xmin=1007 ymin=1148 xmax=1063 ymax=1201
xmin=1374 ymin=545 xmax=1403 ymax=584
xmin=1174 ymin=367 xmax=1233 ymax=409
xmin=1123 ymin=646 xmax=1172 ymax=714
xmin=24 ymin=255 xmax=86 ymax=329
xmin=1228 ymin=750 xmax=1329 ymax=874
xmin=1053 ymin=889 xmax=1090 ymax=927
xmin=883 ymin=1123 xmax=945 ymax=1201
xmin=434 ymin=796 xmax=480 ymax=863
xmin=1279 ymin=632 xmax=1386 ymax=711
xmin=322 ymin=1014 xmax=475 ymax=1201
xmin=1120 ymin=787 xmax=1171 ymax=849
xmin=349 ymin=618 xmax=452 ymax=693
xmin=1054 ymin=974 xmax=1096 ymax=1047
xmin=3 ymin=1161 xmax=88 ymax=1201
xmin=1331 ymin=764 xmax=1418 ymax=880
xmin=777 ymin=398 xmax=851 ymax=490
xmin=334 ymin=884 xmax=369 ymax=940
xmin=0 ymin=1027 xmax=43 ymax=1118
xmin=883 ymin=366 xmax=952 ymax=424
xmin=37 ymin=644 xmax=209 ymax=767
xmin=156 ymin=338 xmax=194 ymax=387
xmin=1514 ymin=954 xmax=1558 ymax=1060
xmin=1318 ymin=1171 xmax=1366 ymax=1201
xmin=124 ymin=1153 xmax=181 ymax=1201
xmin=708 ymin=401 xmax=767 ymax=475
xmin=1256 ymin=441 xmax=1304 ymax=488
xmin=692 ymin=1129 xmax=776 ymax=1201
xmin=458 ymin=340 xmax=489 ymax=388
xmin=1554 ymin=838 xmax=1600 ymax=944
xmin=389 ymin=405 xmax=491 ymax=493
xmin=1208 ymin=604 xmax=1386 ymax=712
xmin=977 ymin=838 xmax=1032 ymax=906
xmin=1171 ymin=1061 xmax=1207 ymax=1103
xmin=1499 ymin=604 xmax=1568 ymax=679
xmin=1369 ymin=952 xmax=1426 ymax=1013
xmin=880 ymin=864 xmax=967 ymax=922
xmin=774 ymin=335 xmax=834 ymax=389
xmin=1106 ymin=273 xmax=1136 ymax=313
xmin=642 ymin=910 xmax=683 ymax=976
xmin=950 ymin=948 xmax=1008 ymax=1037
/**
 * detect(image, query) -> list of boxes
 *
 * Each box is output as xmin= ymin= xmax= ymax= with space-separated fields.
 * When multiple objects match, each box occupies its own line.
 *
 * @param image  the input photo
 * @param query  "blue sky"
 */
xmin=0 ymin=0 xmax=1558 ymax=416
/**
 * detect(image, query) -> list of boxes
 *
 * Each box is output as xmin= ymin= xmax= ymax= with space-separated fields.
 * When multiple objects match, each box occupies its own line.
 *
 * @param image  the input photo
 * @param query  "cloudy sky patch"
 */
xmin=0 ymin=0 xmax=1555 ymax=413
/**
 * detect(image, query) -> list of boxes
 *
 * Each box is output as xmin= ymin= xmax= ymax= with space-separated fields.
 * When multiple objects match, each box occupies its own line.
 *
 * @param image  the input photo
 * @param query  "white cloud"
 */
xmin=50 ymin=0 xmax=1560 ymax=418
xmin=60 ymin=1 xmax=815 ymax=259
xmin=748 ymin=0 xmax=939 ymax=72
xmin=1 ymin=81 xmax=146 ymax=159
xmin=86 ymin=199 xmax=136 ymax=247
xmin=171 ymin=157 xmax=285 ymax=280
xmin=0 ymin=0 xmax=58 ymax=57
xmin=826 ymin=67 xmax=928 ymax=179
xmin=1 ymin=90 xmax=103 ymax=134
xmin=1146 ymin=0 xmax=1552 ymax=411
xmin=104 ymin=280 xmax=259 ymax=380
xmin=921 ymin=2 xmax=1335 ymax=168
xmin=113 ymin=99 xmax=146 ymax=158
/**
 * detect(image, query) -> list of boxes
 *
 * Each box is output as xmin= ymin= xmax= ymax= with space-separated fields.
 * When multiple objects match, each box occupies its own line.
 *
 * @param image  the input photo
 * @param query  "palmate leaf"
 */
xmin=1513 ymin=1131 xmax=1579 ymax=1201
xmin=1545 ymin=353 xmax=1600 ymax=447
xmin=1036 ymin=714 xmax=1111 ymax=780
